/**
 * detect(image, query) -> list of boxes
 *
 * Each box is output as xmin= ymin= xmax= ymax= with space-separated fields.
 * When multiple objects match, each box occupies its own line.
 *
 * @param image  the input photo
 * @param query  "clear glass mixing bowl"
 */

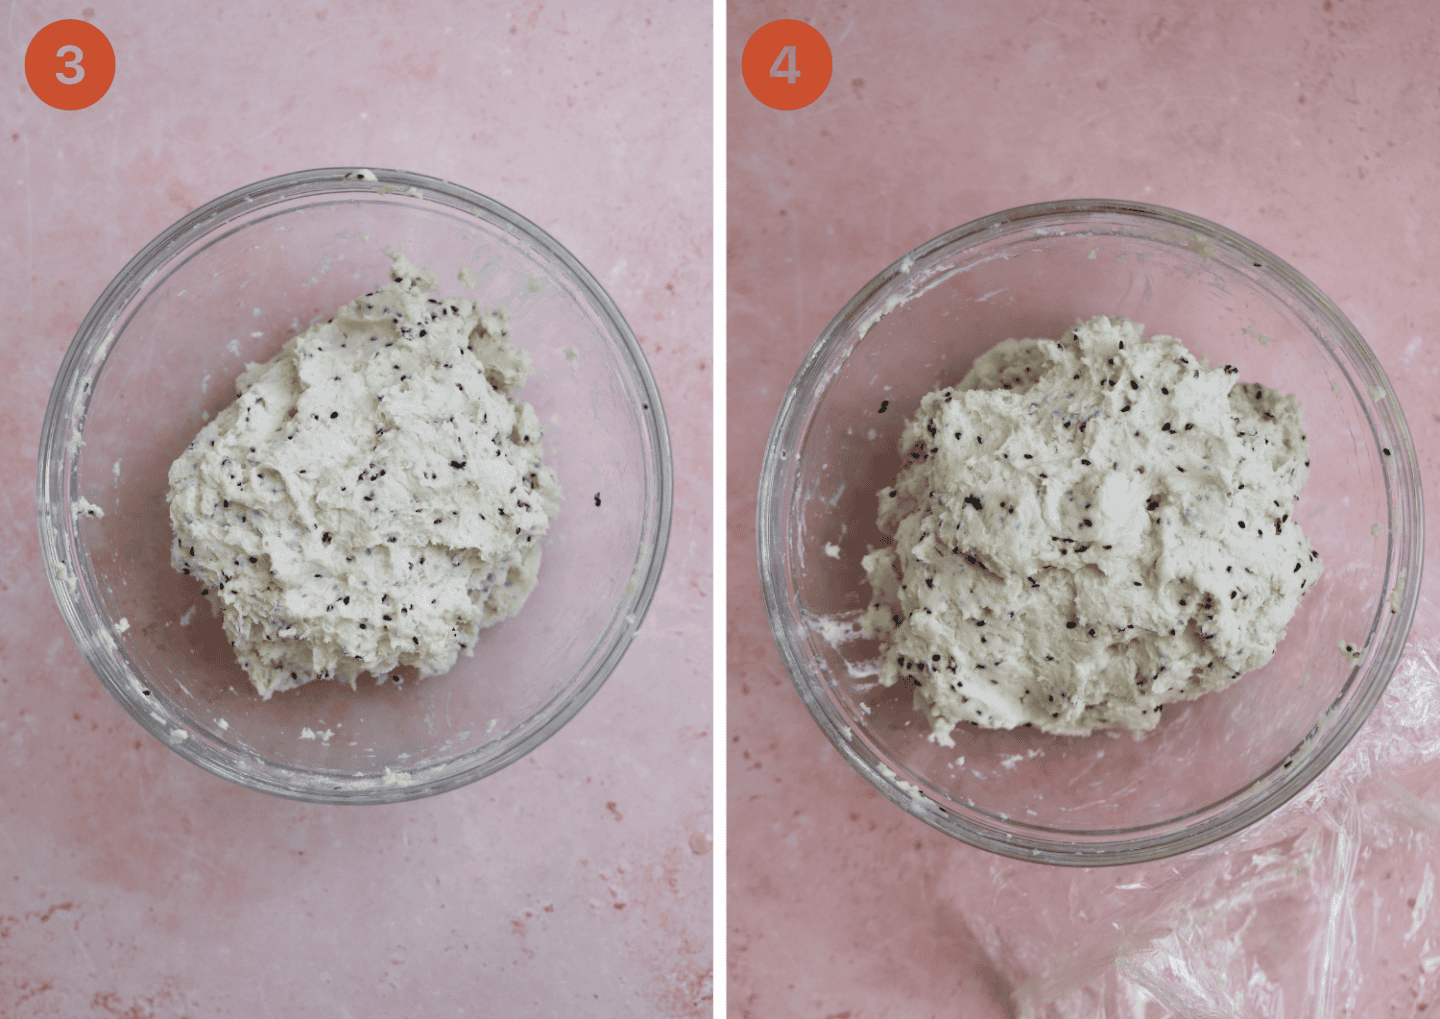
xmin=39 ymin=167 xmax=672 ymax=803
xmin=758 ymin=200 xmax=1421 ymax=864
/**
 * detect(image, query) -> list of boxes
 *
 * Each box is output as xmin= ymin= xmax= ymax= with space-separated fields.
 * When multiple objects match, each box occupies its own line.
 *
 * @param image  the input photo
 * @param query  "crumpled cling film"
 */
xmin=939 ymin=594 xmax=1440 ymax=1019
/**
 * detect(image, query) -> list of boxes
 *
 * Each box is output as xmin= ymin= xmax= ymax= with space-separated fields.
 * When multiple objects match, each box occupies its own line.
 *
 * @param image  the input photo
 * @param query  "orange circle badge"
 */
xmin=25 ymin=20 xmax=115 ymax=111
xmin=741 ymin=19 xmax=832 ymax=111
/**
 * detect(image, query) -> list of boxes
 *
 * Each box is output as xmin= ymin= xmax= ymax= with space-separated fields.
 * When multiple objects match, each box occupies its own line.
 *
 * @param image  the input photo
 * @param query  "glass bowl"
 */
xmin=758 ymin=200 xmax=1421 ymax=865
xmin=38 ymin=167 xmax=672 ymax=804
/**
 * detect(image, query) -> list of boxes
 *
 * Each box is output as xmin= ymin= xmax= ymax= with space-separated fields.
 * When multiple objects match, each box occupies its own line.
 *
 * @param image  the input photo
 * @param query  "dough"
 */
xmin=860 ymin=316 xmax=1320 ymax=741
xmin=168 ymin=255 xmax=561 ymax=698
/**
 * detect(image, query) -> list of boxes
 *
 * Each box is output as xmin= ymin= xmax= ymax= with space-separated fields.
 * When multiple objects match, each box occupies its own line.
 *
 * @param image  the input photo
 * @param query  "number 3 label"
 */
xmin=25 ymin=20 xmax=114 ymax=110
xmin=742 ymin=20 xmax=832 ymax=111
xmin=56 ymin=44 xmax=86 ymax=85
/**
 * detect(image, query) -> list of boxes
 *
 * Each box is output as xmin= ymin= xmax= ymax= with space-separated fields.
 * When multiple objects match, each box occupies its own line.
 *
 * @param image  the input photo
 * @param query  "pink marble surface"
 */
xmin=728 ymin=2 xmax=1440 ymax=1017
xmin=2 ymin=2 xmax=710 ymax=1016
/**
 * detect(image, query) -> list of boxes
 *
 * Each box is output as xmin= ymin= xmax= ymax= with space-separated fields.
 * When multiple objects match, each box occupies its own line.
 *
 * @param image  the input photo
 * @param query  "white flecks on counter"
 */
xmin=115 ymin=617 xmax=130 ymax=634
xmin=824 ymin=542 xmax=841 ymax=559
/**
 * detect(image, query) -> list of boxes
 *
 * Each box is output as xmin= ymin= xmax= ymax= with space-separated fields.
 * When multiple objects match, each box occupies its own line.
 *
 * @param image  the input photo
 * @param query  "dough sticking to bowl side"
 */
xmin=168 ymin=255 xmax=561 ymax=698
xmin=860 ymin=315 xmax=1320 ymax=742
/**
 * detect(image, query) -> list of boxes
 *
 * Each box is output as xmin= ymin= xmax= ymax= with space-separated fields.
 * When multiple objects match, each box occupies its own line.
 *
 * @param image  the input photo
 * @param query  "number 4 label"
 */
xmin=770 ymin=45 xmax=800 ymax=85
xmin=741 ymin=20 xmax=833 ymax=111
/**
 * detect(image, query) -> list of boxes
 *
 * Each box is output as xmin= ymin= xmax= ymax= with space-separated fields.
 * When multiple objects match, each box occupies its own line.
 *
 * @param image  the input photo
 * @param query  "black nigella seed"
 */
xmin=878 ymin=400 xmax=889 ymax=413
xmin=330 ymin=411 xmax=338 ymax=419
xmin=1384 ymin=448 xmax=1392 ymax=456
xmin=451 ymin=460 xmax=466 ymax=469
xmin=594 ymin=493 xmax=602 ymax=507
xmin=964 ymin=494 xmax=983 ymax=511
xmin=1238 ymin=520 xmax=1246 ymax=528
xmin=248 ymin=556 xmax=257 ymax=563
xmin=1066 ymin=621 xmax=1077 ymax=629
xmin=323 ymin=532 xmax=332 ymax=544
xmin=1130 ymin=380 xmax=1138 ymax=390
xmin=1088 ymin=628 xmax=1096 ymax=637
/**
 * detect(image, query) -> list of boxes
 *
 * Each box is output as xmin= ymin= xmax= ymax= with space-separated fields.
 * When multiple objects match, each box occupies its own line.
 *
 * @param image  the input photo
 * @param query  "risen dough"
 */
xmin=168 ymin=256 xmax=560 ymax=698
xmin=861 ymin=316 xmax=1319 ymax=741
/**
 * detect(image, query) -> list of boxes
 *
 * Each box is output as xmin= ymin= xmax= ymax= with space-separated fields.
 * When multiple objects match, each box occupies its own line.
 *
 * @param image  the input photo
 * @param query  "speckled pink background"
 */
xmin=729 ymin=2 xmax=1439 ymax=1017
xmin=2 ymin=2 xmax=711 ymax=1016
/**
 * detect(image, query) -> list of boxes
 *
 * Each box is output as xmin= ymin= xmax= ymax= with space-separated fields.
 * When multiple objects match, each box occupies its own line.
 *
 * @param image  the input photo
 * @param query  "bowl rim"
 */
xmin=757 ymin=198 xmax=1424 ymax=865
xmin=37 ymin=166 xmax=674 ymax=804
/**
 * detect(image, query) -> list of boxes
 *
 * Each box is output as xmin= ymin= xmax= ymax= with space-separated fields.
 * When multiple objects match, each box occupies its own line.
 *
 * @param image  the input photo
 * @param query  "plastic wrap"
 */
xmin=935 ymin=593 xmax=1440 ymax=1018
